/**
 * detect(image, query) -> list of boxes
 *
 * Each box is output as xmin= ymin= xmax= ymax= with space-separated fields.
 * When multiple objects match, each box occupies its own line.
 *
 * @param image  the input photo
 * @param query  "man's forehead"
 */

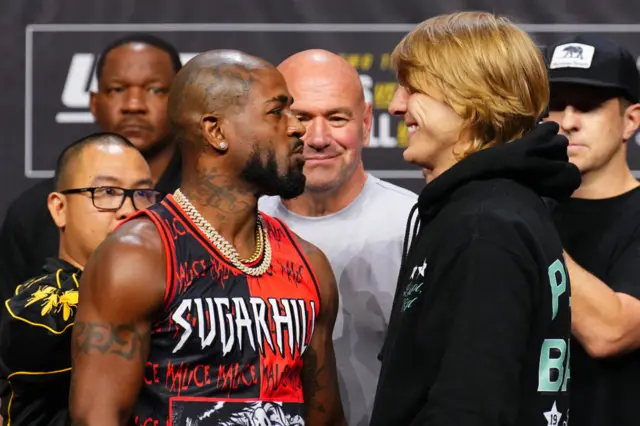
xmin=289 ymin=83 xmax=362 ymax=115
xmin=102 ymin=43 xmax=173 ymax=74
xmin=249 ymin=68 xmax=291 ymax=100
xmin=74 ymin=151 xmax=151 ymax=185
xmin=76 ymin=144 xmax=135 ymax=168
xmin=284 ymin=70 xmax=363 ymax=106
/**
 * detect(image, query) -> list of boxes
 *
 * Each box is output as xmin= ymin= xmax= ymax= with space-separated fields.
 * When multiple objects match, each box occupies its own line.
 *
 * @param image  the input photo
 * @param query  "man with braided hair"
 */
xmin=69 ymin=50 xmax=346 ymax=426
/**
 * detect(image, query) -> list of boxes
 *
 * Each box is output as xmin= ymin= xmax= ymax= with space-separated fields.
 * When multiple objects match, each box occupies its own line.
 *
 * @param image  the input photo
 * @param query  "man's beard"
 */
xmin=240 ymin=145 xmax=306 ymax=200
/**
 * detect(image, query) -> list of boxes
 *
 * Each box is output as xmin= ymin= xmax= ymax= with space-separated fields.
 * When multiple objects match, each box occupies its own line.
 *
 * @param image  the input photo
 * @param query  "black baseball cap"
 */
xmin=545 ymin=34 xmax=640 ymax=103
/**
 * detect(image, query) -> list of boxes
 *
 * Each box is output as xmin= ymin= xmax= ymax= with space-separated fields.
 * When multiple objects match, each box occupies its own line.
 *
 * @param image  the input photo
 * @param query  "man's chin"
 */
xmin=302 ymin=175 xmax=342 ymax=193
xmin=275 ymin=173 xmax=306 ymax=200
xmin=127 ymin=137 xmax=153 ymax=153
xmin=126 ymin=135 xmax=169 ymax=158
xmin=278 ymin=183 xmax=306 ymax=200
xmin=255 ymin=174 xmax=306 ymax=200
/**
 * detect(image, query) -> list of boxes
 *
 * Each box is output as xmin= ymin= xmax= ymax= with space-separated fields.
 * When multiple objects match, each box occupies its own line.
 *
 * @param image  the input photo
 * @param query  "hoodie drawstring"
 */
xmin=378 ymin=202 xmax=421 ymax=363
xmin=400 ymin=203 xmax=421 ymax=279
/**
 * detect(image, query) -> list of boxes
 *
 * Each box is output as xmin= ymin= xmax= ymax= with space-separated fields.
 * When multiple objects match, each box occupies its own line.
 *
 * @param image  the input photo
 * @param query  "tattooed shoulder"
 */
xmin=73 ymin=321 xmax=150 ymax=363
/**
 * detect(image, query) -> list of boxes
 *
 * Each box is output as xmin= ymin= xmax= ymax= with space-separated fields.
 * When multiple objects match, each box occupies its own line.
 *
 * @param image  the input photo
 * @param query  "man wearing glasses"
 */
xmin=0 ymin=132 xmax=162 ymax=426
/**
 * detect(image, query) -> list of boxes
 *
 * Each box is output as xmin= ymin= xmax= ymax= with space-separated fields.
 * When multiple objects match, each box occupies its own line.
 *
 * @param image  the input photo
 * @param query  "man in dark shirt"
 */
xmin=0 ymin=132 xmax=163 ymax=426
xmin=0 ymin=34 xmax=183 ymax=300
xmin=370 ymin=13 xmax=578 ymax=426
xmin=544 ymin=34 xmax=640 ymax=426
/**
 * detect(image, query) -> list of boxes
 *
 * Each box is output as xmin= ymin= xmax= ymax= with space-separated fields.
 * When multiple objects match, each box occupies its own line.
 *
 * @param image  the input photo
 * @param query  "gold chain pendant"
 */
xmin=173 ymin=189 xmax=272 ymax=276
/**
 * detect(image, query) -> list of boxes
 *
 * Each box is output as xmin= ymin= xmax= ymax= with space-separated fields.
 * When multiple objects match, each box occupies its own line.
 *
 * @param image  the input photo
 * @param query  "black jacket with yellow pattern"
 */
xmin=0 ymin=258 xmax=80 ymax=426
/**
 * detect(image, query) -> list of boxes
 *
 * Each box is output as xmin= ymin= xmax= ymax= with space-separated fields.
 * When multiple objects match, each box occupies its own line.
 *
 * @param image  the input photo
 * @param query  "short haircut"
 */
xmin=392 ymin=11 xmax=549 ymax=159
xmin=54 ymin=132 xmax=136 ymax=190
xmin=95 ymin=33 xmax=183 ymax=82
xmin=620 ymin=96 xmax=634 ymax=113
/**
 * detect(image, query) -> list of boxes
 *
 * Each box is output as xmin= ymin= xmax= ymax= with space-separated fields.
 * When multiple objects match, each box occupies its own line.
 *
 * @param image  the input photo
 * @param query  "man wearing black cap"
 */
xmin=544 ymin=34 xmax=640 ymax=426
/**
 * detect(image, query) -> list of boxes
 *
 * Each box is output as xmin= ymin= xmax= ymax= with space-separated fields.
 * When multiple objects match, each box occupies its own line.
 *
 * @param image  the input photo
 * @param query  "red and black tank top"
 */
xmin=129 ymin=195 xmax=321 ymax=426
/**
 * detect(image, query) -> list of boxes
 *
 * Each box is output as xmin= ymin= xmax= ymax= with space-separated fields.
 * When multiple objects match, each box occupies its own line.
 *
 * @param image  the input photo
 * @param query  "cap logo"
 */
xmin=550 ymin=43 xmax=596 ymax=69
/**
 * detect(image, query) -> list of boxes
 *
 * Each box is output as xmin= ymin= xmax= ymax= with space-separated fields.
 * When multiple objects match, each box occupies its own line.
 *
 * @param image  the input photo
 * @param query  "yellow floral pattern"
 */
xmin=25 ymin=286 xmax=79 ymax=322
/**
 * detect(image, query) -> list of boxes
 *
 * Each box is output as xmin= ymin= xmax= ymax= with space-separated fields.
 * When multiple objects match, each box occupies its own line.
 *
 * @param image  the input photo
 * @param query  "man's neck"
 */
xmin=179 ymin=166 xmax=259 ymax=259
xmin=573 ymin=155 xmax=640 ymax=199
xmin=282 ymin=166 xmax=368 ymax=217
xmin=425 ymin=145 xmax=462 ymax=184
xmin=146 ymin=144 xmax=176 ymax=184
xmin=58 ymin=241 xmax=85 ymax=271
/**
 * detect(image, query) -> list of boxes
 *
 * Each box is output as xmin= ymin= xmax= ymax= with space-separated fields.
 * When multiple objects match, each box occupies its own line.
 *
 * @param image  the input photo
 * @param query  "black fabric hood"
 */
xmin=417 ymin=122 xmax=582 ymax=218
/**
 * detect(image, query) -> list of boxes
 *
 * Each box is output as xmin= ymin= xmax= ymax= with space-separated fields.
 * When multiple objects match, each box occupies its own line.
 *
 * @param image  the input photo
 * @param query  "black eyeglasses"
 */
xmin=60 ymin=186 xmax=165 ymax=211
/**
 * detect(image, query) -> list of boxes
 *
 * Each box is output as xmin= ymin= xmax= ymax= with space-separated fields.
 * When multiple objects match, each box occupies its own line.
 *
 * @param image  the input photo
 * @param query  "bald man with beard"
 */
xmin=69 ymin=49 xmax=346 ymax=426
xmin=259 ymin=49 xmax=417 ymax=425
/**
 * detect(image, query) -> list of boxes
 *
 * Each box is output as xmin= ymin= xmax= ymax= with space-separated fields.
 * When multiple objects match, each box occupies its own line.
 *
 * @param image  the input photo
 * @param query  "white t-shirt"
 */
xmin=258 ymin=174 xmax=418 ymax=425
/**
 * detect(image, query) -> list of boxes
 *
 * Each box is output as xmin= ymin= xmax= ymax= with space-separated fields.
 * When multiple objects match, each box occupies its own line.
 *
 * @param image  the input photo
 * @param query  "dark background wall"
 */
xmin=2 ymin=0 xmax=640 ymax=221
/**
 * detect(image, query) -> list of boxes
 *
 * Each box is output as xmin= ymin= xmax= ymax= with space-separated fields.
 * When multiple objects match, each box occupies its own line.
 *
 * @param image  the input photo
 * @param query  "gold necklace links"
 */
xmin=173 ymin=189 xmax=271 ymax=276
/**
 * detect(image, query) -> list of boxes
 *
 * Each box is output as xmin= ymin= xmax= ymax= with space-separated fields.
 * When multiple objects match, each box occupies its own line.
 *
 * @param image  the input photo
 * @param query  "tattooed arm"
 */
xmin=296 ymin=236 xmax=347 ymax=426
xmin=69 ymin=219 xmax=166 ymax=426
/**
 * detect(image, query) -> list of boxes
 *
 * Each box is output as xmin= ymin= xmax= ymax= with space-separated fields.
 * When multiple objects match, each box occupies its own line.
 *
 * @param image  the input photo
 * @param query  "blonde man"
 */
xmin=371 ymin=12 xmax=581 ymax=426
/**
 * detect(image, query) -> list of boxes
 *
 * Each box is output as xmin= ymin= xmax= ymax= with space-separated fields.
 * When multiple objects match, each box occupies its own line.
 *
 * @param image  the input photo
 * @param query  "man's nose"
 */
xmin=304 ymin=117 xmax=332 ymax=151
xmin=121 ymin=88 xmax=148 ymax=114
xmin=388 ymin=86 xmax=409 ymax=117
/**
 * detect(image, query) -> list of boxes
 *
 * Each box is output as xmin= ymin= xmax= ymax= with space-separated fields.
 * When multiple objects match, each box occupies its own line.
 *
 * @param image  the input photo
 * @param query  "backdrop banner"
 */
xmin=2 ymin=1 xmax=640 ymax=219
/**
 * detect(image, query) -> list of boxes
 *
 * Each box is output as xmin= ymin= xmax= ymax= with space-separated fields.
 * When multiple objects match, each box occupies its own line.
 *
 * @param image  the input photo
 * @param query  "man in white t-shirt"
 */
xmin=259 ymin=49 xmax=417 ymax=426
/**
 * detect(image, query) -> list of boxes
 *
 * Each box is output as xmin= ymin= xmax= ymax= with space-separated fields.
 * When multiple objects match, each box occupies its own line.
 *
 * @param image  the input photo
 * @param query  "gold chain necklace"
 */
xmin=242 ymin=224 xmax=263 ymax=264
xmin=173 ymin=189 xmax=272 ymax=276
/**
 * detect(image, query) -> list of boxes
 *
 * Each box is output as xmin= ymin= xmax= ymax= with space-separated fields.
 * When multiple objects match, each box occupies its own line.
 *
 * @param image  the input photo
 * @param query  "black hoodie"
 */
xmin=370 ymin=122 xmax=581 ymax=426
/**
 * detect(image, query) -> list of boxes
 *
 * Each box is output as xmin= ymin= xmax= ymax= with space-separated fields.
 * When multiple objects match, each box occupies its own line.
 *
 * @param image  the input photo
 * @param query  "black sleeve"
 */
xmin=0 ymin=273 xmax=78 ymax=373
xmin=415 ymin=238 xmax=536 ymax=426
xmin=0 ymin=207 xmax=31 ymax=302
xmin=606 ymin=228 xmax=640 ymax=300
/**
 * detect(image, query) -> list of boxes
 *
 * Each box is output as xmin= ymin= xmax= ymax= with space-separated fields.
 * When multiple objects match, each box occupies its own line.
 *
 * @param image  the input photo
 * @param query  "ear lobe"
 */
xmin=201 ymin=114 xmax=228 ymax=152
xmin=47 ymin=192 xmax=67 ymax=229
xmin=622 ymin=103 xmax=640 ymax=142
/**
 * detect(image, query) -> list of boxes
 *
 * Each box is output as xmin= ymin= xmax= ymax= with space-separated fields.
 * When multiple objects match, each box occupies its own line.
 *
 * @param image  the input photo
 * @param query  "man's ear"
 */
xmin=48 ymin=192 xmax=67 ymax=229
xmin=362 ymin=102 xmax=373 ymax=148
xmin=622 ymin=102 xmax=640 ymax=142
xmin=89 ymin=91 xmax=98 ymax=119
xmin=200 ymin=113 xmax=228 ymax=152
